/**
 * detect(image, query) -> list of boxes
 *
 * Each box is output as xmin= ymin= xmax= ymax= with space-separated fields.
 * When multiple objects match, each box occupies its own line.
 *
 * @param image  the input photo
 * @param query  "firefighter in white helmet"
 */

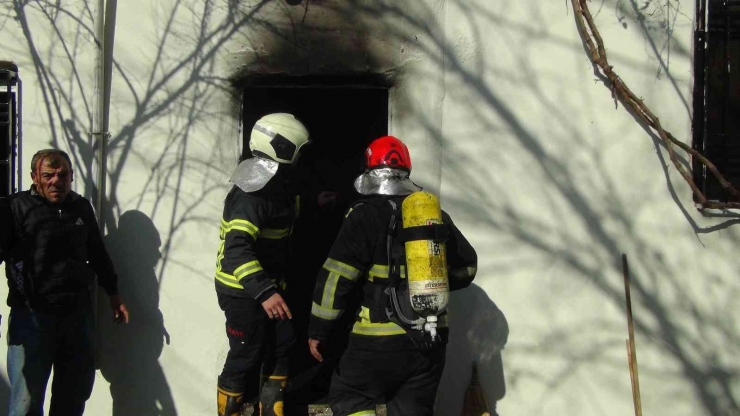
xmin=308 ymin=136 xmax=478 ymax=416
xmin=215 ymin=113 xmax=310 ymax=416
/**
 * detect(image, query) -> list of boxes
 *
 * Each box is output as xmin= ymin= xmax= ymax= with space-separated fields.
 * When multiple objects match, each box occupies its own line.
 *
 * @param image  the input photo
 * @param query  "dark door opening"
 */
xmin=241 ymin=81 xmax=389 ymax=405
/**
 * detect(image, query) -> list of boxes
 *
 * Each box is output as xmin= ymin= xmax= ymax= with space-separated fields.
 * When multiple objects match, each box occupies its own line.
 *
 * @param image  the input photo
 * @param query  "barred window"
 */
xmin=0 ymin=63 xmax=19 ymax=197
xmin=693 ymin=0 xmax=740 ymax=202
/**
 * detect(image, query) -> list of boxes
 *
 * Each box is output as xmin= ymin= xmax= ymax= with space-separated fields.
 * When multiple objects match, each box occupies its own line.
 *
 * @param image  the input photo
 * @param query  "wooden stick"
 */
xmin=622 ymin=254 xmax=643 ymax=416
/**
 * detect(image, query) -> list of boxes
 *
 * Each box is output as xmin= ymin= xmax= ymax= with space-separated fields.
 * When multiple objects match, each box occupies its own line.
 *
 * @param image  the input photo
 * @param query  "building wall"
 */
xmin=1 ymin=1 xmax=738 ymax=415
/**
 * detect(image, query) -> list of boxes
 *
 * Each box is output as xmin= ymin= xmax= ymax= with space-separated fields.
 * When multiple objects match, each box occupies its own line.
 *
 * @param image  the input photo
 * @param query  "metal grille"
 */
xmin=0 ymin=67 xmax=19 ymax=197
xmin=693 ymin=0 xmax=740 ymax=202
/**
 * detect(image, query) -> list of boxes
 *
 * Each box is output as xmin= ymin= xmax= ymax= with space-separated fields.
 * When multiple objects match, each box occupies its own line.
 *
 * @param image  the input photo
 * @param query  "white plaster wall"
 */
xmin=1 ymin=1 xmax=738 ymax=415
xmin=436 ymin=1 xmax=739 ymax=416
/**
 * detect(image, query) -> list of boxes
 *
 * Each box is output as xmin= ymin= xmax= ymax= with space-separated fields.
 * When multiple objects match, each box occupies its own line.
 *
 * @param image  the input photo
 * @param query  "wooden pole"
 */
xmin=622 ymin=254 xmax=643 ymax=416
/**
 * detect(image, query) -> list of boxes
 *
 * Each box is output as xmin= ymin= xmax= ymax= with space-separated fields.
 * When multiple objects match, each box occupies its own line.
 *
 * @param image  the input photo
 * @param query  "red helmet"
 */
xmin=364 ymin=136 xmax=412 ymax=171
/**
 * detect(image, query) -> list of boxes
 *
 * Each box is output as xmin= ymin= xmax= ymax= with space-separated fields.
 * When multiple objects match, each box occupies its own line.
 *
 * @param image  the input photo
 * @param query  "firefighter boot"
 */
xmin=259 ymin=376 xmax=287 ymax=416
xmin=217 ymin=387 xmax=244 ymax=416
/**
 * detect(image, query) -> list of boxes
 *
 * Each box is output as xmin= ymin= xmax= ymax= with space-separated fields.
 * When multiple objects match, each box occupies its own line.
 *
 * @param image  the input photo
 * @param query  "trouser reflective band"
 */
xmin=217 ymin=387 xmax=244 ymax=416
xmin=260 ymin=376 xmax=287 ymax=416
xmin=348 ymin=411 xmax=377 ymax=416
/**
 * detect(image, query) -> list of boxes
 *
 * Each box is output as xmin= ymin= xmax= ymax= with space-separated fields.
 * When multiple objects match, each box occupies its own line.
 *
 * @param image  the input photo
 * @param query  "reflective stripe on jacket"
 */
xmin=214 ymin=183 xmax=296 ymax=300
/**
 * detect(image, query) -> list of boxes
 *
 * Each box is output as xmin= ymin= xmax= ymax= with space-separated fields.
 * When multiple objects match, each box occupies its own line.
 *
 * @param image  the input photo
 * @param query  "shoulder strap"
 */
xmin=385 ymin=199 xmax=402 ymax=290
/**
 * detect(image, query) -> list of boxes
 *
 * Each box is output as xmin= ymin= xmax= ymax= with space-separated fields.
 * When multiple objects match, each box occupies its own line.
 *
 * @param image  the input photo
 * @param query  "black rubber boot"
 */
xmin=217 ymin=387 xmax=245 ymax=416
xmin=259 ymin=376 xmax=287 ymax=416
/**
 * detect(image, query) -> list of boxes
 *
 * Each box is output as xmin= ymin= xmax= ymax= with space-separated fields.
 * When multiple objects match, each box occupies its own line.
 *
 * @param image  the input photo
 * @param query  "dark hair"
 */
xmin=30 ymin=149 xmax=73 ymax=172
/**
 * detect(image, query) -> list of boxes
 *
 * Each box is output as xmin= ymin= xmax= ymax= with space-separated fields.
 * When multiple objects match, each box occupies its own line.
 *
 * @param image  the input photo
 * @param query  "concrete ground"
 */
xmin=241 ymin=404 xmax=388 ymax=415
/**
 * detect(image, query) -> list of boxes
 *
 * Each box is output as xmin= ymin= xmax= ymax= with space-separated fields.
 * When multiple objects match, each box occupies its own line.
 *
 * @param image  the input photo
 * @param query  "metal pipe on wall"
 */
xmin=92 ymin=0 xmax=117 ymax=233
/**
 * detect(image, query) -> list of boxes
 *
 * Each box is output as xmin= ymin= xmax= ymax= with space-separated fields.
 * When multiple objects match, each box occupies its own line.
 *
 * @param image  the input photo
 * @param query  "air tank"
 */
xmin=401 ymin=191 xmax=450 ymax=338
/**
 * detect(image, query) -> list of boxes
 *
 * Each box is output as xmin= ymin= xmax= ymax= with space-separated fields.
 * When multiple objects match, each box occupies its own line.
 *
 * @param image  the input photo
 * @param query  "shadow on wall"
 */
xmin=0 ymin=376 xmax=9 ymax=413
xmin=437 ymin=283 xmax=509 ymax=416
xmin=97 ymin=210 xmax=177 ymax=416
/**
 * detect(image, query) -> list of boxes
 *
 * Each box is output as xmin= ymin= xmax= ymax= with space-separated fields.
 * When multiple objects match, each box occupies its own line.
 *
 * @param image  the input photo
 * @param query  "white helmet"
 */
xmin=249 ymin=113 xmax=310 ymax=164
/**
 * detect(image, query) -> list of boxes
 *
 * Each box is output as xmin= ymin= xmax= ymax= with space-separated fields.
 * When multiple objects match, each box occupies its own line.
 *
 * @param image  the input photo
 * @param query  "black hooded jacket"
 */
xmin=0 ymin=189 xmax=118 ymax=311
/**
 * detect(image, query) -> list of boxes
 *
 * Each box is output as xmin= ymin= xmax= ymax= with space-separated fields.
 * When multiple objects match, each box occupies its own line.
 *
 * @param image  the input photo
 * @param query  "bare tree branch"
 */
xmin=571 ymin=0 xmax=740 ymax=210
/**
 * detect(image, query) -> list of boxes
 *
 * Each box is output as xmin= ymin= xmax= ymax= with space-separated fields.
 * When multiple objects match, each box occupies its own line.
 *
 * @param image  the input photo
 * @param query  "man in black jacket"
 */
xmin=0 ymin=148 xmax=129 ymax=416
xmin=308 ymin=136 xmax=478 ymax=416
xmin=215 ymin=113 xmax=310 ymax=416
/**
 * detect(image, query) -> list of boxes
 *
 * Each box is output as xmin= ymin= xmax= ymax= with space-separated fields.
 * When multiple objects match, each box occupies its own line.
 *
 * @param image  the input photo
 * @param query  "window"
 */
xmin=693 ymin=0 xmax=740 ymax=203
xmin=0 ymin=63 xmax=20 ymax=197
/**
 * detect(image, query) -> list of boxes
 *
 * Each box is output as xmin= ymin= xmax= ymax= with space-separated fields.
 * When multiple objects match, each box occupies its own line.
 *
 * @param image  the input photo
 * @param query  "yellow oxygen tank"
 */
xmin=402 ymin=191 xmax=449 ymax=338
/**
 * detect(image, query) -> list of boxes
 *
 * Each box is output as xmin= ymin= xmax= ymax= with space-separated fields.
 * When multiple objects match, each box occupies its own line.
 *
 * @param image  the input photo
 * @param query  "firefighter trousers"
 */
xmin=328 ymin=342 xmax=446 ymax=416
xmin=217 ymin=293 xmax=295 ymax=400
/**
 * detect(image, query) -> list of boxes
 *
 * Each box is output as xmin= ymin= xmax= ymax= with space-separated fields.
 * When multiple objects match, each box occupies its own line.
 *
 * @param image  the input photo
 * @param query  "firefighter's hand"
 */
xmin=308 ymin=338 xmax=324 ymax=362
xmin=110 ymin=295 xmax=129 ymax=324
xmin=261 ymin=293 xmax=292 ymax=320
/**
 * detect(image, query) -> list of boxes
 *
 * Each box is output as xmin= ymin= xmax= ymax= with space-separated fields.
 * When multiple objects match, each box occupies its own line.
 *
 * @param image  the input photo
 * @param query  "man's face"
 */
xmin=31 ymin=155 xmax=73 ymax=204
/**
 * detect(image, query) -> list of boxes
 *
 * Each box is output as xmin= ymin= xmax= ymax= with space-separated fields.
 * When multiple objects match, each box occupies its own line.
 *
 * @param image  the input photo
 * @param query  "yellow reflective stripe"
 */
xmin=348 ymin=411 xmax=376 ymax=416
xmin=229 ymin=221 xmax=259 ymax=239
xmin=358 ymin=306 xmax=371 ymax=322
xmin=215 ymin=273 xmax=244 ymax=289
xmin=311 ymin=302 xmax=341 ymax=320
xmin=367 ymin=264 xmax=405 ymax=281
xmin=321 ymin=272 xmax=340 ymax=309
xmin=216 ymin=240 xmax=226 ymax=270
xmin=295 ymin=195 xmax=301 ymax=219
xmin=368 ymin=264 xmax=388 ymax=279
xmin=216 ymin=269 xmax=240 ymax=282
xmin=218 ymin=387 xmax=243 ymax=396
xmin=354 ymin=306 xmax=448 ymax=330
xmin=260 ymin=228 xmax=290 ymax=239
xmin=352 ymin=321 xmax=407 ymax=336
xmin=344 ymin=207 xmax=354 ymax=218
xmin=234 ymin=260 xmax=263 ymax=280
xmin=323 ymin=259 xmax=361 ymax=281
xmin=221 ymin=218 xmax=260 ymax=239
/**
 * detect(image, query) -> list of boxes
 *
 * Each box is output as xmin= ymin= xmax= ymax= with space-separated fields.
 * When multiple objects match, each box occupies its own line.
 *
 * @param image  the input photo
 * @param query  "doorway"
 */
xmin=241 ymin=77 xmax=389 ymax=406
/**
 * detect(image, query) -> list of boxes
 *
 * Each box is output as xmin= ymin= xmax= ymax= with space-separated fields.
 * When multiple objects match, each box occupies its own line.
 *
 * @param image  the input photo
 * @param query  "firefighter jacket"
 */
xmin=214 ymin=177 xmax=297 ymax=302
xmin=0 ymin=189 xmax=119 ymax=311
xmin=308 ymin=195 xmax=478 ymax=350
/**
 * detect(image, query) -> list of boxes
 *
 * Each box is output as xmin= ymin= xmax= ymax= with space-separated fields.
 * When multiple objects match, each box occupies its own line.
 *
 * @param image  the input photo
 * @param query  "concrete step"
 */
xmin=241 ymin=404 xmax=387 ymax=415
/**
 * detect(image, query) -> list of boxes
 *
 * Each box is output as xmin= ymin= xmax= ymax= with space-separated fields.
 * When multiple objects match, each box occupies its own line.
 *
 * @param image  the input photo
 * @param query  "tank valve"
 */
xmin=424 ymin=315 xmax=438 ymax=339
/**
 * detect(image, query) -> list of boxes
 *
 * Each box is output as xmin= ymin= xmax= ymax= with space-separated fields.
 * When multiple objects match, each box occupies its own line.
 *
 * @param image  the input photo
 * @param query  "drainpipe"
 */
xmin=92 ymin=0 xmax=117 ymax=234
xmin=92 ymin=0 xmax=118 ymax=369
xmin=92 ymin=0 xmax=105 ymax=232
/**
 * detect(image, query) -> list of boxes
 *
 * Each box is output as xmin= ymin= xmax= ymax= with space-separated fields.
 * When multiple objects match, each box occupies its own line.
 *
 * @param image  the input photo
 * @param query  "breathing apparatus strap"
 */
xmin=397 ymin=224 xmax=450 ymax=244
xmin=385 ymin=199 xmax=414 ymax=325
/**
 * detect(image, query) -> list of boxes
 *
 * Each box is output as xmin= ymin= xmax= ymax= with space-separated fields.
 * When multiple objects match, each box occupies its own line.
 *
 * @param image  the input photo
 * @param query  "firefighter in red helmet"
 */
xmin=308 ymin=136 xmax=478 ymax=416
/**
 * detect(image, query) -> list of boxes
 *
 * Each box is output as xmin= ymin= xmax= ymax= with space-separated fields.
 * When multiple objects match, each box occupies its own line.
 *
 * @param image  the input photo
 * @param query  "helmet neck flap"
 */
xmin=354 ymin=168 xmax=422 ymax=196
xmin=229 ymin=157 xmax=280 ymax=193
